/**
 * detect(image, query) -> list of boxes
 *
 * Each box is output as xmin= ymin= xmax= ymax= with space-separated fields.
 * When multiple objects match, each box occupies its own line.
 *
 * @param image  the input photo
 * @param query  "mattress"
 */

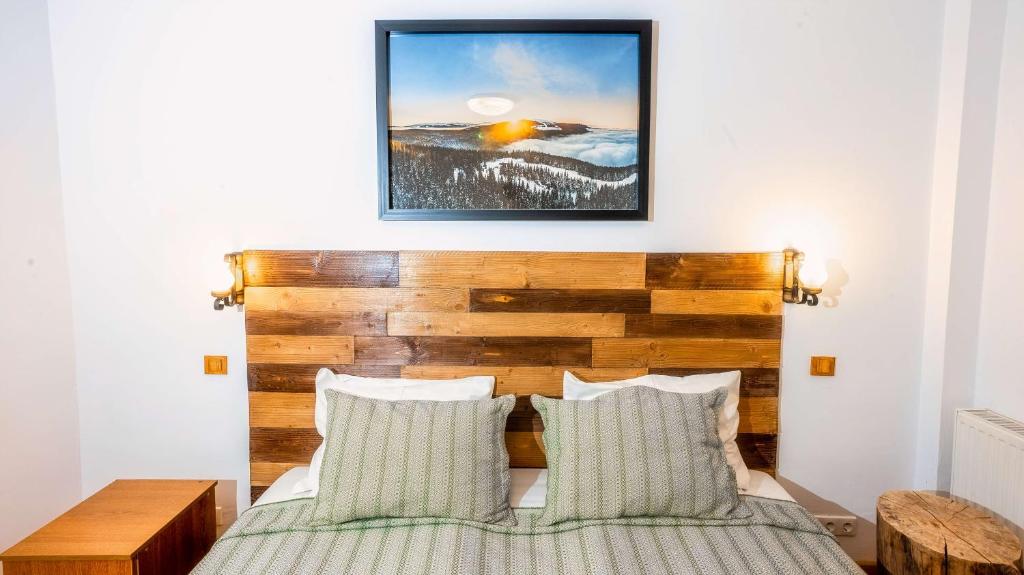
xmin=253 ymin=467 xmax=797 ymax=509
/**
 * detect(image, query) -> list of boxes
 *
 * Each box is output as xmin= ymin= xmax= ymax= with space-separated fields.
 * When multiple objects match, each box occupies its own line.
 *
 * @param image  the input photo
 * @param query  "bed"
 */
xmin=198 ymin=250 xmax=863 ymax=574
xmin=196 ymin=468 xmax=859 ymax=574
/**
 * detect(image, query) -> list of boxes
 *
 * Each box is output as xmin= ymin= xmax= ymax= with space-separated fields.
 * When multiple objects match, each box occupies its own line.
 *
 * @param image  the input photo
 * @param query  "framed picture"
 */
xmin=375 ymin=20 xmax=652 ymax=221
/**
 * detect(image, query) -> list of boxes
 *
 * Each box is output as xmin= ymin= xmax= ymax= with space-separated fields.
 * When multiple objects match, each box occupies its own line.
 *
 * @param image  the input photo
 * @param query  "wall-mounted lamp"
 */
xmin=211 ymin=252 xmax=244 ymax=310
xmin=783 ymin=248 xmax=826 ymax=306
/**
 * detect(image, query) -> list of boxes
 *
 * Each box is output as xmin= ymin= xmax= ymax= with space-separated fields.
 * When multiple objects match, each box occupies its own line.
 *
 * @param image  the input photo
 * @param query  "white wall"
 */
xmin=914 ymin=0 xmax=1014 ymax=490
xmin=0 ymin=0 xmax=81 ymax=553
xmin=975 ymin=0 xmax=1024 ymax=423
xmin=914 ymin=0 xmax=974 ymax=493
xmin=933 ymin=0 xmax=1008 ymax=489
xmin=44 ymin=0 xmax=945 ymax=521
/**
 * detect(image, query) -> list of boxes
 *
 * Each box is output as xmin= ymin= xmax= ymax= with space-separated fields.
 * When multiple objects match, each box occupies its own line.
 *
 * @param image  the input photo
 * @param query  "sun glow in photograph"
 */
xmin=379 ymin=24 xmax=650 ymax=218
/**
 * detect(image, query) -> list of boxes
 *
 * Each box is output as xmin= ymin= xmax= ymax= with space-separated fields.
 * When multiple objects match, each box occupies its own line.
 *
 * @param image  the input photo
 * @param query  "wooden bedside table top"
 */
xmin=877 ymin=490 xmax=1022 ymax=574
xmin=1 ymin=479 xmax=216 ymax=561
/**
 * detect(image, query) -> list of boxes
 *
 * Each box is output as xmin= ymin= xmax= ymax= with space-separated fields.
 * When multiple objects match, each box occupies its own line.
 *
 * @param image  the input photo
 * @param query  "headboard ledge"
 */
xmin=245 ymin=250 xmax=784 ymax=502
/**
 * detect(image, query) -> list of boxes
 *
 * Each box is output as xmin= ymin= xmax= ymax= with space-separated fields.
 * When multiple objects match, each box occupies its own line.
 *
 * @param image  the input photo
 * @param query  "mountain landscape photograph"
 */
xmin=382 ymin=29 xmax=647 ymax=215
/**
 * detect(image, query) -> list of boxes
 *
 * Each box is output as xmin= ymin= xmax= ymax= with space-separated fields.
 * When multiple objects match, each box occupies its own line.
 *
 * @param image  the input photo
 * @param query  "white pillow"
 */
xmin=292 ymin=369 xmax=495 ymax=494
xmin=562 ymin=370 xmax=750 ymax=490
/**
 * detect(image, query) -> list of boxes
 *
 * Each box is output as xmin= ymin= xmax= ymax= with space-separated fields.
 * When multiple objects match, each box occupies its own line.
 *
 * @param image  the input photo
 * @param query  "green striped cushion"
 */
xmin=310 ymin=390 xmax=517 ymax=526
xmin=532 ymin=385 xmax=742 ymax=525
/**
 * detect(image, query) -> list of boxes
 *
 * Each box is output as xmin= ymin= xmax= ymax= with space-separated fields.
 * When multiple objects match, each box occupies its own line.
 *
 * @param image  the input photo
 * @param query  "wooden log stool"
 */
xmin=877 ymin=490 xmax=1022 ymax=574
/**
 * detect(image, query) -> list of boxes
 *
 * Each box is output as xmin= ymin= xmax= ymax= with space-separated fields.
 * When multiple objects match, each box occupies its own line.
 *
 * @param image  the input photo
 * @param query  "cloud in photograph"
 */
xmin=488 ymin=41 xmax=598 ymax=96
xmin=504 ymin=130 xmax=638 ymax=167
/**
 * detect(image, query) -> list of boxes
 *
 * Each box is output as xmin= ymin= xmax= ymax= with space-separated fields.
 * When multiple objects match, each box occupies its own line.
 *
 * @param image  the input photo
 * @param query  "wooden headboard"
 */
xmin=245 ymin=251 xmax=783 ymax=502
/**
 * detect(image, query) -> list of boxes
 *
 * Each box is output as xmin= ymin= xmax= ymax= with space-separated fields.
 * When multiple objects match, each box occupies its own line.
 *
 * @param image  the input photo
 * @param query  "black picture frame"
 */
xmin=375 ymin=19 xmax=653 ymax=221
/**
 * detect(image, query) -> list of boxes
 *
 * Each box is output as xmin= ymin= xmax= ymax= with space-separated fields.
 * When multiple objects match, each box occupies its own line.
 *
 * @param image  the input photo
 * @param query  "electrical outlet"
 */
xmin=814 ymin=514 xmax=857 ymax=537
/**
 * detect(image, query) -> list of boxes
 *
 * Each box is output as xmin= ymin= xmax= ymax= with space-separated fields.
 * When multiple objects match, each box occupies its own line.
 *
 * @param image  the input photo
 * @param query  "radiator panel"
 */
xmin=951 ymin=409 xmax=1024 ymax=528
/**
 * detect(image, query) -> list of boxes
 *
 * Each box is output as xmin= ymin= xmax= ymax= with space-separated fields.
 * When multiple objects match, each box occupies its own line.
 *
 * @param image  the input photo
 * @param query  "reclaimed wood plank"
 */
xmin=738 ymin=433 xmax=777 ymax=474
xmin=250 ymin=462 xmax=300 ymax=487
xmin=387 ymin=312 xmax=625 ymax=338
xmin=247 ymin=364 xmax=402 ymax=393
xmin=248 ymin=415 xmax=777 ymax=478
xmin=254 ymin=393 xmax=775 ymax=435
xmin=650 ymin=367 xmax=780 ymax=397
xmin=243 ymin=250 xmax=398 ymax=287
xmin=400 ymin=366 xmax=648 ymax=397
xmin=245 ymin=287 xmax=469 ymax=313
xmin=645 ymin=253 xmax=784 ymax=290
xmin=399 ymin=251 xmax=646 ymax=289
xmin=249 ymin=392 xmax=314 ymax=429
xmin=250 ymin=486 xmax=268 ymax=503
xmin=507 ymin=396 xmax=777 ymax=434
xmin=507 ymin=431 xmax=546 ymax=468
xmin=624 ymin=314 xmax=782 ymax=339
xmin=246 ymin=310 xmax=386 ymax=336
xmin=470 ymin=289 xmax=651 ymax=313
xmin=740 ymin=397 xmax=779 ymax=434
xmin=592 ymin=338 xmax=780 ymax=368
xmin=354 ymin=336 xmax=592 ymax=367
xmin=247 ymin=365 xmax=772 ymax=396
xmin=250 ymin=428 xmax=321 ymax=463
xmin=246 ymin=335 xmax=353 ymax=365
xmin=509 ymin=397 xmax=547 ymax=422
xmin=250 ymin=398 xmax=777 ymax=439
xmin=650 ymin=289 xmax=782 ymax=315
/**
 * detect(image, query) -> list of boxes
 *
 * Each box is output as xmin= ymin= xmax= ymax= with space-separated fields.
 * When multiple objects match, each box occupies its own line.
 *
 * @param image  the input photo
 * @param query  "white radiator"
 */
xmin=951 ymin=409 xmax=1024 ymax=527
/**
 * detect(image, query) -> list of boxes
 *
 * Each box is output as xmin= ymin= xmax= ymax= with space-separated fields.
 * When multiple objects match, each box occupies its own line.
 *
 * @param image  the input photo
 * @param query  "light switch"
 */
xmin=204 ymin=355 xmax=228 ymax=375
xmin=810 ymin=356 xmax=836 ymax=377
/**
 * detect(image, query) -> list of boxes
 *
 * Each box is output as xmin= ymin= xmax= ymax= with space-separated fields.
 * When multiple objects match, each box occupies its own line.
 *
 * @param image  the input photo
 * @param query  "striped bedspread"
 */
xmin=192 ymin=496 xmax=863 ymax=574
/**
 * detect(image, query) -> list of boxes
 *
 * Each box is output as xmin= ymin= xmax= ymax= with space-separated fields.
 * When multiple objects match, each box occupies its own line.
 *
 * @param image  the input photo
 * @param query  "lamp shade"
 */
xmin=215 ymin=266 xmax=236 ymax=295
xmin=800 ymin=258 xmax=828 ymax=290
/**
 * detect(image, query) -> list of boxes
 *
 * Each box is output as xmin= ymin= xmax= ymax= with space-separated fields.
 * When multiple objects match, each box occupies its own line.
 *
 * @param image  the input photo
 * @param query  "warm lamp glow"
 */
xmin=800 ymin=258 xmax=828 ymax=290
xmin=211 ymin=252 xmax=244 ymax=310
xmin=783 ymin=248 xmax=825 ymax=307
xmin=217 ymin=266 xmax=236 ymax=294
xmin=466 ymin=95 xmax=515 ymax=116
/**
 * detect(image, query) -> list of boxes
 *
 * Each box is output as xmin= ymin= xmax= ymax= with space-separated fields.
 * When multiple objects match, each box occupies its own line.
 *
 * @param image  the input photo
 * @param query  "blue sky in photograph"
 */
xmin=388 ymin=33 xmax=640 ymax=128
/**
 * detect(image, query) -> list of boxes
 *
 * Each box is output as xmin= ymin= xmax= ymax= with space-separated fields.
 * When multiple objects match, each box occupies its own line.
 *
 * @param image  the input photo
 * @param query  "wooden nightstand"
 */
xmin=1 ymin=479 xmax=217 ymax=575
xmin=877 ymin=490 xmax=1022 ymax=574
